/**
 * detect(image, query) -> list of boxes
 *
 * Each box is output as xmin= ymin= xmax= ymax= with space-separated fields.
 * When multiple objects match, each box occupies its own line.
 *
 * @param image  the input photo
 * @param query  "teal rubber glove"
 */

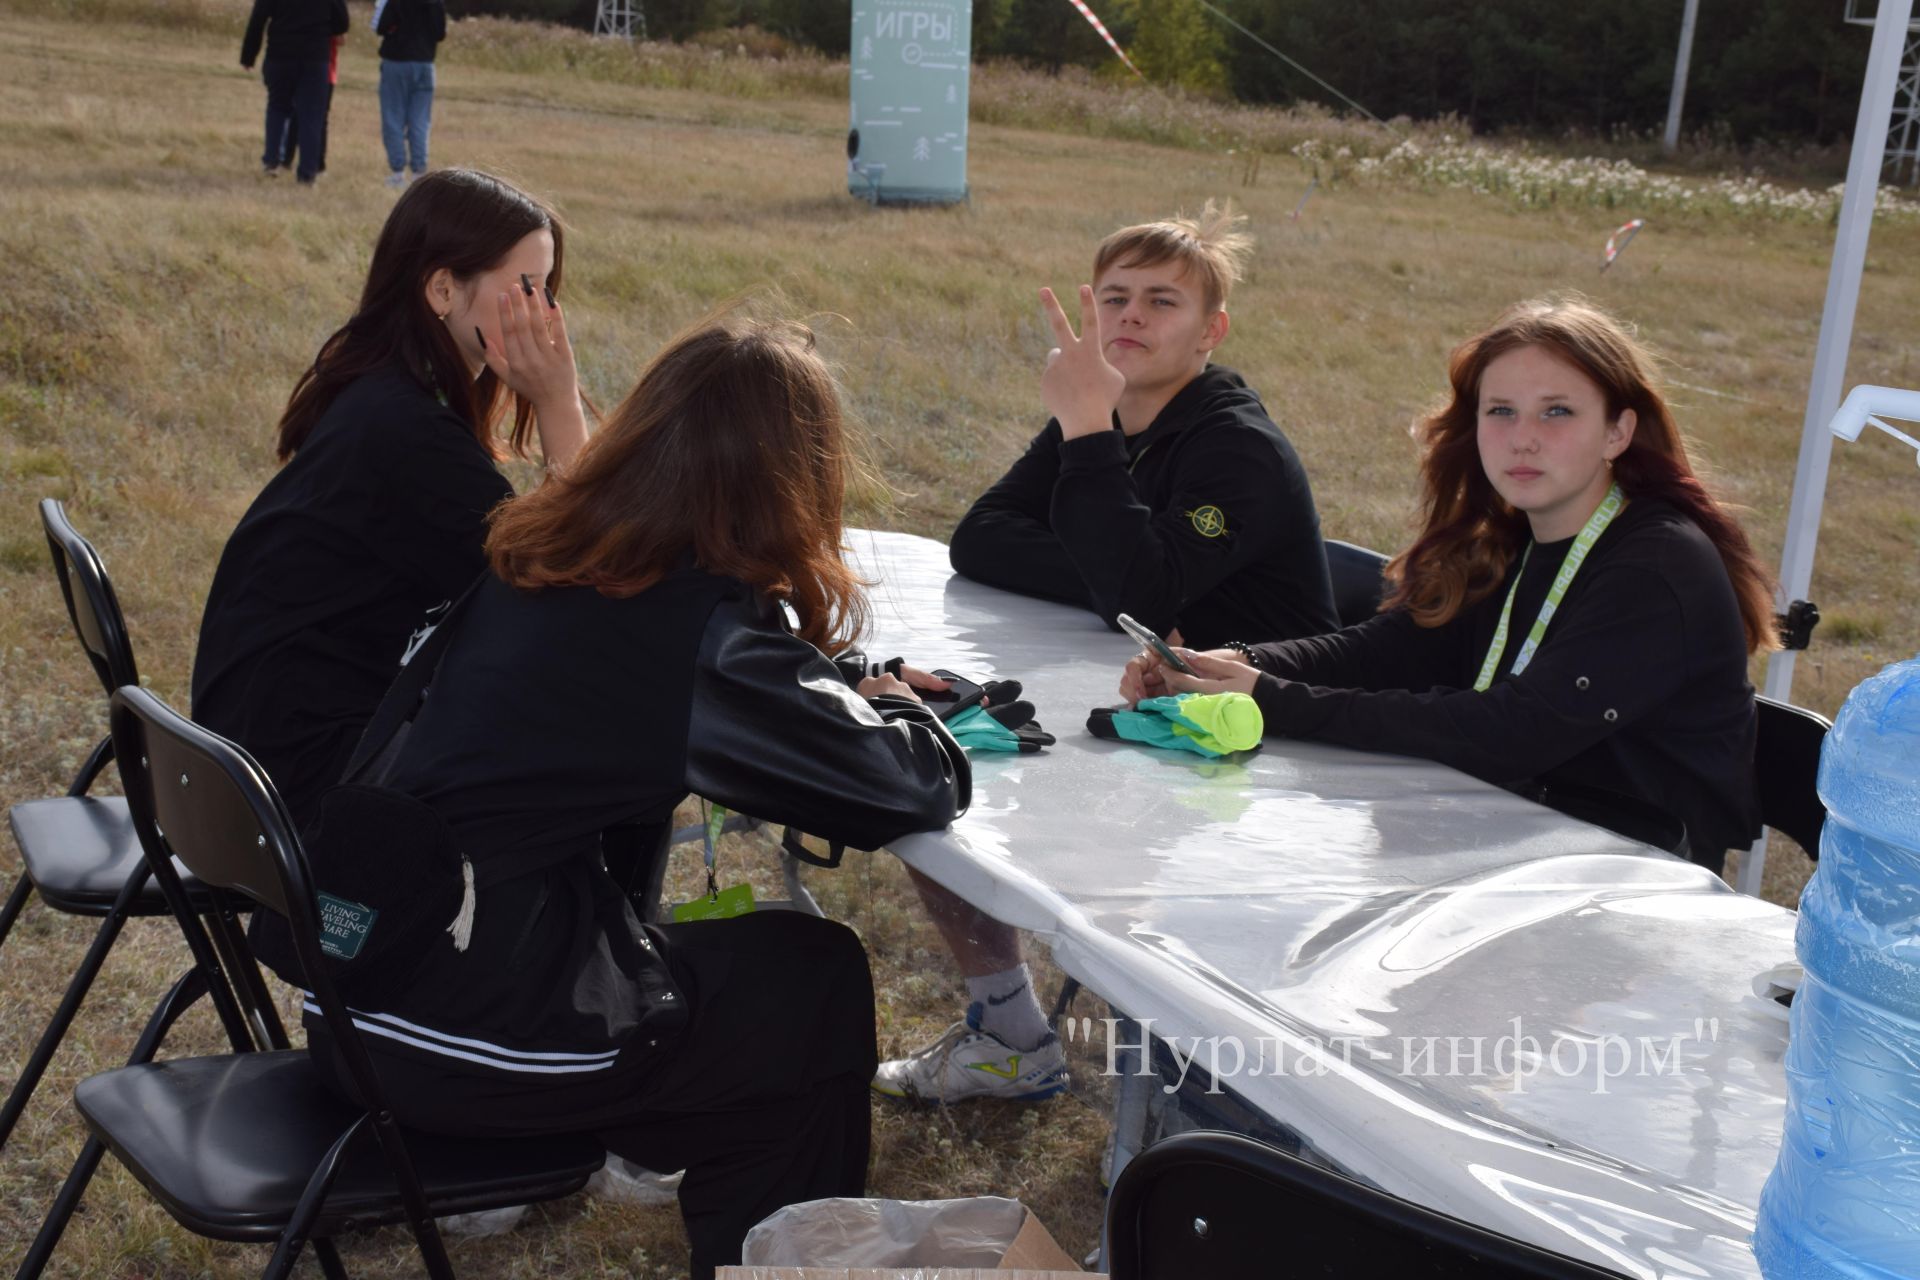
xmin=946 ymin=704 xmax=1023 ymax=754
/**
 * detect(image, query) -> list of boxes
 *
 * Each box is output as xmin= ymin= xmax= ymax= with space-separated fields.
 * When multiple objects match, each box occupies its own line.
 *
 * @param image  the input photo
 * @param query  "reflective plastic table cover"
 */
xmin=853 ymin=530 xmax=1792 ymax=1280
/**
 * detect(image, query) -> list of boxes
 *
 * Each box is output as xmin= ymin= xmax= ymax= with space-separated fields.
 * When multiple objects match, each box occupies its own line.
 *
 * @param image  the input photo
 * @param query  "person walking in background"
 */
xmin=372 ymin=0 xmax=447 ymax=188
xmin=240 ymin=0 xmax=348 ymax=184
xmin=277 ymin=35 xmax=342 ymax=177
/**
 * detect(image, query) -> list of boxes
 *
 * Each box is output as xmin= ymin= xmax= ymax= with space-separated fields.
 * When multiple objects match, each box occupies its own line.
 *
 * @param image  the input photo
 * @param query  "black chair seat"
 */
xmin=9 ymin=796 xmax=221 ymax=915
xmin=75 ymin=1051 xmax=604 ymax=1241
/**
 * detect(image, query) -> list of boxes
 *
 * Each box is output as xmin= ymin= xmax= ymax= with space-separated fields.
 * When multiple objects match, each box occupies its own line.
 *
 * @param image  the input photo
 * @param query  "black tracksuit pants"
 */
xmin=314 ymin=910 xmax=878 ymax=1279
xmin=261 ymin=56 xmax=330 ymax=181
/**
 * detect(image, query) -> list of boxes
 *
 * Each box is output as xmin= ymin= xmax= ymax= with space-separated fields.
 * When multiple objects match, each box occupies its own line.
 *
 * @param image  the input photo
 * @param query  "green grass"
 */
xmin=2 ymin=1 xmax=1918 ymax=1274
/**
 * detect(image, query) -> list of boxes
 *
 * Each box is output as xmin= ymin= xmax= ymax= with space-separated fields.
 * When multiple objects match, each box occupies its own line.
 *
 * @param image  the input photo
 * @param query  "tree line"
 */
xmin=455 ymin=0 xmax=1877 ymax=144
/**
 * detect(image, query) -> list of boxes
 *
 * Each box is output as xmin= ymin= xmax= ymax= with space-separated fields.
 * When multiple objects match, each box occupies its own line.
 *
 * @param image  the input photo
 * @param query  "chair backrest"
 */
xmin=1106 ymin=1130 xmax=1630 ymax=1279
xmin=111 ymin=686 xmax=300 ymax=920
xmin=108 ymin=687 xmax=392 ymax=1103
xmin=40 ymin=498 xmax=139 ymax=696
xmin=1755 ymin=695 xmax=1831 ymax=857
xmin=1325 ymin=539 xmax=1390 ymax=629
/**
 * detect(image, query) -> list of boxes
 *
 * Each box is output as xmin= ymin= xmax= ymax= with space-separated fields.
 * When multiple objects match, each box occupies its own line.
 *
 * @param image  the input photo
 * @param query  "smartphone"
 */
xmin=1116 ymin=613 xmax=1194 ymax=675
xmin=915 ymin=668 xmax=988 ymax=721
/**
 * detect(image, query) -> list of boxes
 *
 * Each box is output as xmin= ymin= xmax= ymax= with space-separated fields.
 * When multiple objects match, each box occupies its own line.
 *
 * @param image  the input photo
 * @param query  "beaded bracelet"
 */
xmin=1224 ymin=641 xmax=1261 ymax=671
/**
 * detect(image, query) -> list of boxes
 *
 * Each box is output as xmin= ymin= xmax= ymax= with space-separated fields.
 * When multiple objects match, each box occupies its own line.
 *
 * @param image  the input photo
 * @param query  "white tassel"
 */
xmin=447 ymin=857 xmax=476 ymax=952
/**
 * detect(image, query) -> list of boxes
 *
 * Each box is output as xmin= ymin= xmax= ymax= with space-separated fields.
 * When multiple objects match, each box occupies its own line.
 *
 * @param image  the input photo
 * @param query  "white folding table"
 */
xmin=852 ymin=529 xmax=1794 ymax=1280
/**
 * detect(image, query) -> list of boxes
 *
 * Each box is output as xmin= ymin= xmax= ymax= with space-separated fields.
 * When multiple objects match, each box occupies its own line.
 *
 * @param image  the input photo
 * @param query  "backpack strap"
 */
xmin=341 ymin=572 xmax=488 ymax=788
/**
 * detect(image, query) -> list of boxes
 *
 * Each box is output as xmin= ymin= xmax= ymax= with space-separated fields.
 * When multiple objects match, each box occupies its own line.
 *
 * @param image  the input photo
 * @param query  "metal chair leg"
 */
xmin=206 ymin=905 xmax=288 ymax=1051
xmin=311 ymin=1238 xmax=351 ymax=1280
xmin=12 ymin=1137 xmax=107 ymax=1280
xmin=0 ymin=875 xmax=32 ymax=953
xmin=0 ymin=867 xmax=146 ymax=1151
xmin=265 ymin=1122 xmax=365 ymax=1280
xmin=13 ymin=968 xmax=210 ymax=1279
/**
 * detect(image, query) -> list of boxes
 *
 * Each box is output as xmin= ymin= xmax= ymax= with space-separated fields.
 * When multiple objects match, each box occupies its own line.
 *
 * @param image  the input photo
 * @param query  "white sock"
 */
xmin=967 ymin=964 xmax=1051 ymax=1051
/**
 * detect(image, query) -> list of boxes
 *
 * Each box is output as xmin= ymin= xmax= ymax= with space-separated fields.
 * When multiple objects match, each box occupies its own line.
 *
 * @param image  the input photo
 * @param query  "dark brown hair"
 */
xmin=274 ymin=169 xmax=564 ymax=462
xmin=1384 ymin=297 xmax=1778 ymax=653
xmin=486 ymin=311 xmax=869 ymax=654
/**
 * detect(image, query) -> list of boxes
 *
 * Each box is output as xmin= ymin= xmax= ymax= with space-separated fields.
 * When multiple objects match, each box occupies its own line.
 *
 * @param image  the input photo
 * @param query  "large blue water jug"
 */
xmin=1755 ymin=654 xmax=1920 ymax=1279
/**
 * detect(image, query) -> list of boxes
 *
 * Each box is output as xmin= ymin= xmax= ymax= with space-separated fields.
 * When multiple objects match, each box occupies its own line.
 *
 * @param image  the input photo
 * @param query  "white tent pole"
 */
xmin=1664 ymin=0 xmax=1701 ymax=152
xmin=1739 ymin=0 xmax=1914 ymax=897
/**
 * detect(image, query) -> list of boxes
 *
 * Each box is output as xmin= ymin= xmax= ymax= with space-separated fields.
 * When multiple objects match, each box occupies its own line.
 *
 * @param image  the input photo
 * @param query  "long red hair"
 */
xmin=1384 ymin=297 xmax=1778 ymax=653
xmin=486 ymin=311 xmax=869 ymax=654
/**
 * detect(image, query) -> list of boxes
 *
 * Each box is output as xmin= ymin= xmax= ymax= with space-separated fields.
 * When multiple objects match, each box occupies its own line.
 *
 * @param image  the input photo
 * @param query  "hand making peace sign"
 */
xmin=1039 ymin=284 xmax=1126 ymax=441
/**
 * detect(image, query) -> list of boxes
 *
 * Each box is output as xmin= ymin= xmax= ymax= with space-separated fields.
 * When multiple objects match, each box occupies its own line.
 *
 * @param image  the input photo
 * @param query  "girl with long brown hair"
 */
xmin=1122 ymin=297 xmax=1772 ymax=869
xmin=192 ymin=168 xmax=587 ymax=829
xmin=281 ymin=311 xmax=967 ymax=1280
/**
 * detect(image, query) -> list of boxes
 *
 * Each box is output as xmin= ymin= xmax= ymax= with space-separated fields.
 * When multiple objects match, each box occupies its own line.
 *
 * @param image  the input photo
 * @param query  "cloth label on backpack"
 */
xmin=316 ymin=892 xmax=379 ymax=960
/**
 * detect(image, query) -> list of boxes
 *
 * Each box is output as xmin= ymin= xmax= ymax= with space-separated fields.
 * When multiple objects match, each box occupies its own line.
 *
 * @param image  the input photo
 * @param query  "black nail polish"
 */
xmin=543 ymin=285 xmax=555 ymax=308
xmin=520 ymin=273 xmax=533 ymax=297
xmin=475 ymin=326 xmax=487 ymax=350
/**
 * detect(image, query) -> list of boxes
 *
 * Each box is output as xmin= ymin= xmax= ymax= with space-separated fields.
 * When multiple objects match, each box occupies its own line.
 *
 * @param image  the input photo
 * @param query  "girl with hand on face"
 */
xmin=1121 ymin=297 xmax=1776 ymax=871
xmin=192 ymin=168 xmax=587 ymax=830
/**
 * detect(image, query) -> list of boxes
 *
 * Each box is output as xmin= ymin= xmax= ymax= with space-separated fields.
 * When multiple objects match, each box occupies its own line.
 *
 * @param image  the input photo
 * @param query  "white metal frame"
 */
xmin=1847 ymin=0 xmax=1920 ymax=183
xmin=593 ymin=0 xmax=645 ymax=41
xmin=1743 ymin=0 xmax=1917 ymax=896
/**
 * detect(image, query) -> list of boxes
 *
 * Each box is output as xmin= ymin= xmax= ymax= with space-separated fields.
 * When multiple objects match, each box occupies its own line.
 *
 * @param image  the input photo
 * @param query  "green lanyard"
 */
xmin=700 ymin=800 xmax=726 ymax=900
xmin=1473 ymin=483 xmax=1626 ymax=692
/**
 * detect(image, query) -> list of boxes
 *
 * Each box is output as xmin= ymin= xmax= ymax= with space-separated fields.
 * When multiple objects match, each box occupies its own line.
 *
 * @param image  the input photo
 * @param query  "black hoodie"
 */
xmin=376 ymin=0 xmax=448 ymax=63
xmin=240 ymin=0 xmax=349 ymax=66
xmin=949 ymin=365 xmax=1337 ymax=649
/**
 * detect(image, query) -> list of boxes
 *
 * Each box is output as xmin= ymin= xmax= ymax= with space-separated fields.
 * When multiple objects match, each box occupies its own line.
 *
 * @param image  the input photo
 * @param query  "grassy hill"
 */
xmin=3 ymin=2 xmax=1918 ymax=1273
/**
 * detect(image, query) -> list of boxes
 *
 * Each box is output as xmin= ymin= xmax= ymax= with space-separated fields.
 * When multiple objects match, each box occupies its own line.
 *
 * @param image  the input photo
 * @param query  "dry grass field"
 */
xmin=2 ymin=1 xmax=1918 ymax=1274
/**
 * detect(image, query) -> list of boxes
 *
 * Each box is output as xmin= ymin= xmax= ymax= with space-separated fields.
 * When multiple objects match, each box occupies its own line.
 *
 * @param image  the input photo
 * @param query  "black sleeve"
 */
xmin=240 ymin=0 xmax=271 ymax=64
xmin=328 ymin=0 xmax=350 ymax=36
xmin=1246 ymin=608 xmax=1465 ymax=693
xmin=370 ymin=418 xmax=514 ymax=603
xmin=1251 ymin=563 xmax=1689 ymax=783
xmin=684 ymin=602 xmax=969 ymax=851
xmin=430 ymin=0 xmax=447 ymax=42
xmin=1049 ymin=419 xmax=1298 ymax=637
xmin=948 ymin=422 xmax=1092 ymax=608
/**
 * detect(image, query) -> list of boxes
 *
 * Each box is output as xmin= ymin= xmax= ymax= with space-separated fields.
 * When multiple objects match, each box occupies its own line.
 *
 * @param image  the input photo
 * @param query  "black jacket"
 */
xmin=1245 ymin=498 xmax=1760 ymax=865
xmin=949 ymin=366 xmax=1337 ymax=649
xmin=191 ymin=366 xmax=513 ymax=830
xmin=241 ymin=0 xmax=349 ymax=66
xmin=300 ymin=570 xmax=968 ymax=1077
xmin=376 ymin=0 xmax=447 ymax=63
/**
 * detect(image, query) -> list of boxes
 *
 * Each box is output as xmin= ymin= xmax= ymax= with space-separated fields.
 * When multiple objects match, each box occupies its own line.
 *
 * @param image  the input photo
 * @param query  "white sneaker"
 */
xmin=435 ymin=1204 xmax=528 ymax=1237
xmin=384 ymin=170 xmax=407 ymax=189
xmin=872 ymin=1007 xmax=1068 ymax=1105
xmin=586 ymin=1153 xmax=684 ymax=1206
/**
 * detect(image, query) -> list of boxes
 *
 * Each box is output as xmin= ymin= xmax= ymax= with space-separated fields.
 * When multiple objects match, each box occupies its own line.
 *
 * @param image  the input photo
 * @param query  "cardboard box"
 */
xmin=718 ymin=1272 xmax=1095 ymax=1279
xmin=719 ymin=1201 xmax=1099 ymax=1278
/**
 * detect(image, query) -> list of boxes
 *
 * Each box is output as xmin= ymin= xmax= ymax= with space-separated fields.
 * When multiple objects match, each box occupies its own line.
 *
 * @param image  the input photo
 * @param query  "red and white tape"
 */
xmin=1601 ymin=218 xmax=1645 ymax=272
xmin=1066 ymin=0 xmax=1144 ymax=79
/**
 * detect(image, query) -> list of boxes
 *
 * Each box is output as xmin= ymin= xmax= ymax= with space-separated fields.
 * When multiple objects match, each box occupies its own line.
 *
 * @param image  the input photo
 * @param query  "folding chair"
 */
xmin=1106 ymin=1129 xmax=1630 ymax=1278
xmin=21 ymin=686 xmax=603 ymax=1279
xmin=1755 ymin=695 xmax=1831 ymax=858
xmin=1 ymin=499 xmax=279 ymax=1152
xmin=1324 ymin=538 xmax=1389 ymax=628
